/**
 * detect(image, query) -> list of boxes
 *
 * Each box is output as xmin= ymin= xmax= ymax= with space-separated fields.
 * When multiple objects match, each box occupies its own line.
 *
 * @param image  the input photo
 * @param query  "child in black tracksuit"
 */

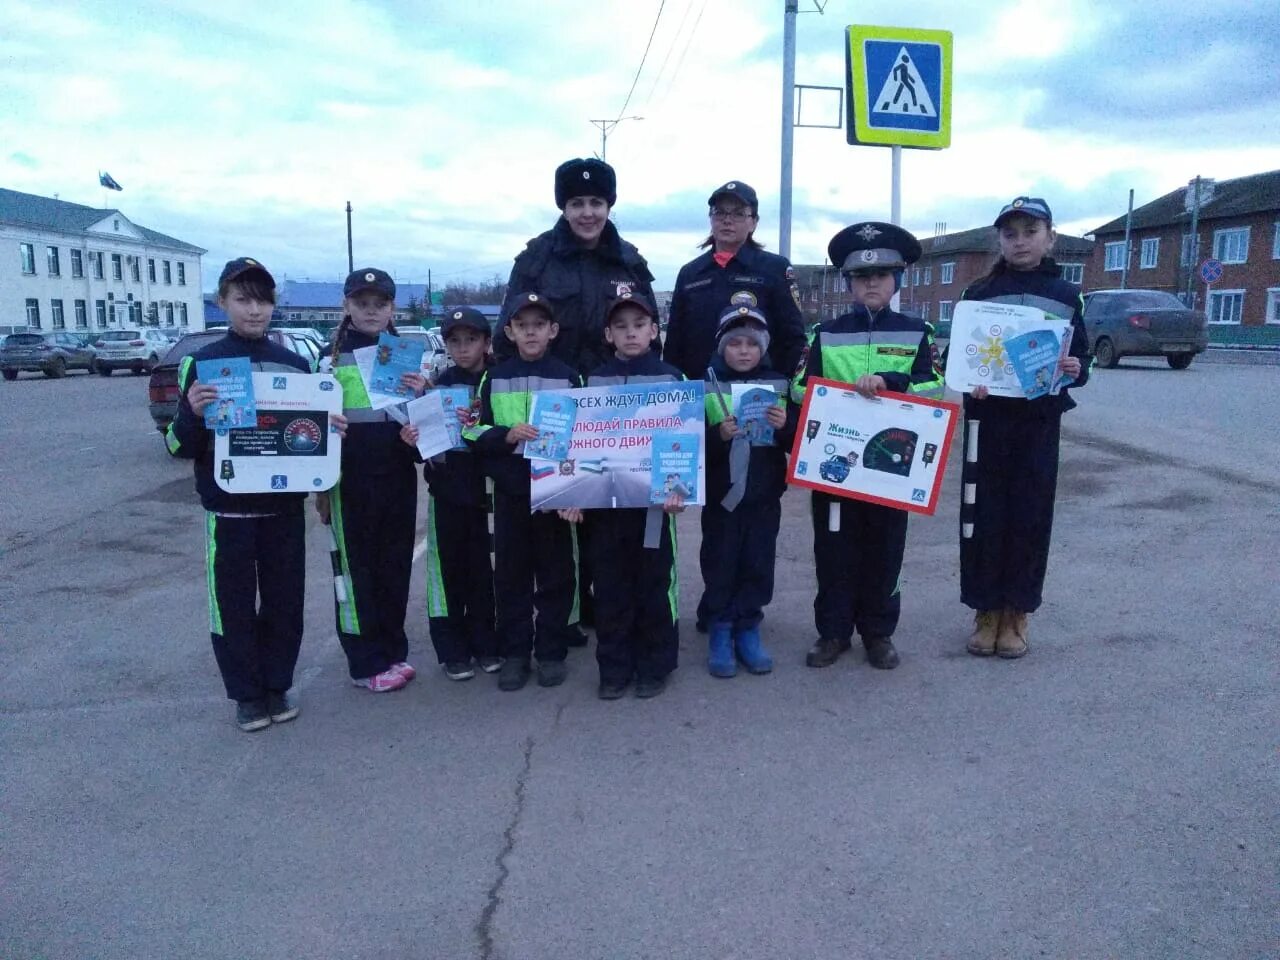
xmin=701 ymin=305 xmax=797 ymax=679
xmin=463 ymin=293 xmax=581 ymax=692
xmin=167 ymin=257 xmax=315 ymax=732
xmin=319 ymin=268 xmax=421 ymax=693
xmin=399 ymin=308 xmax=500 ymax=681
xmin=584 ymin=293 xmax=686 ymax=700
xmin=959 ymin=197 xmax=1090 ymax=659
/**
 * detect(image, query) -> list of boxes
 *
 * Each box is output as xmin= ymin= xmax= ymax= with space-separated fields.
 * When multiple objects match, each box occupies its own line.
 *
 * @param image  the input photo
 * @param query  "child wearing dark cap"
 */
xmin=791 ymin=222 xmax=944 ymax=672
xmin=463 ymin=293 xmax=582 ymax=692
xmin=167 ymin=257 xmax=337 ymax=731
xmin=315 ymin=268 xmax=420 ymax=693
xmin=399 ymin=307 xmax=501 ymax=681
xmin=959 ymin=197 xmax=1089 ymax=659
xmin=701 ymin=305 xmax=797 ymax=678
xmin=582 ymin=292 xmax=687 ymax=700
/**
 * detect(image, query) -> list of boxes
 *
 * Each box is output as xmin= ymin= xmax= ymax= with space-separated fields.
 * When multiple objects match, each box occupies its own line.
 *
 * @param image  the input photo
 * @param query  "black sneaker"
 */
xmin=805 ymin=637 xmax=851 ymax=668
xmin=564 ymin=626 xmax=589 ymax=648
xmin=863 ymin=636 xmax=900 ymax=670
xmin=634 ymin=675 xmax=667 ymax=699
xmin=444 ymin=660 xmax=476 ymax=681
xmin=497 ymin=658 xmax=530 ymax=692
xmin=477 ymin=656 xmax=504 ymax=674
xmin=266 ymin=691 xmax=299 ymax=724
xmin=235 ymin=699 xmax=271 ymax=732
xmin=536 ymin=659 xmax=568 ymax=687
xmin=597 ymin=679 xmax=629 ymax=700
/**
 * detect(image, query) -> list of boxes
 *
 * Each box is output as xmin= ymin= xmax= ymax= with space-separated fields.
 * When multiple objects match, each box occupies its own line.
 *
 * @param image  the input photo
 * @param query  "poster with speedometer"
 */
xmin=213 ymin=372 xmax=342 ymax=494
xmin=786 ymin=378 xmax=958 ymax=515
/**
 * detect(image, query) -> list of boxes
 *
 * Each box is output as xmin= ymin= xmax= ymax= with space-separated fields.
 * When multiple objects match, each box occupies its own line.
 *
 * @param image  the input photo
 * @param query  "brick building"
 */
xmin=1083 ymin=169 xmax=1280 ymax=327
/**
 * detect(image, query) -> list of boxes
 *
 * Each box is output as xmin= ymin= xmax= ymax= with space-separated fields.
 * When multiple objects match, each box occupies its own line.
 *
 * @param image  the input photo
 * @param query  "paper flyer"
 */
xmin=368 ymin=332 xmax=424 ymax=402
xmin=1003 ymin=328 xmax=1063 ymax=400
xmin=1050 ymin=323 xmax=1076 ymax=395
xmin=404 ymin=392 xmax=452 ymax=459
xmin=196 ymin=357 xmax=257 ymax=429
xmin=437 ymin=386 xmax=474 ymax=450
xmin=731 ymin=383 xmax=778 ymax=446
xmin=649 ymin=432 xmax=700 ymax=504
xmin=524 ymin=391 xmax=578 ymax=462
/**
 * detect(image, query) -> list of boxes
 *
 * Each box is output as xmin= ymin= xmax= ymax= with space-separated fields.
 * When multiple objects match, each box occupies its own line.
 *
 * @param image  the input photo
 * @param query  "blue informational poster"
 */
xmin=732 ymin=383 xmax=778 ymax=446
xmin=437 ymin=386 xmax=473 ymax=450
xmin=196 ymin=357 xmax=257 ymax=429
xmin=1003 ymin=329 xmax=1062 ymax=400
xmin=649 ymin=432 xmax=700 ymax=505
xmin=368 ymin=332 xmax=425 ymax=401
xmin=525 ymin=391 xmax=578 ymax=462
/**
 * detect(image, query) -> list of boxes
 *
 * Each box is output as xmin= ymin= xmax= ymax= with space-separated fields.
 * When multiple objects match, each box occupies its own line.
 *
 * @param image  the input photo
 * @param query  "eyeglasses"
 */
xmin=710 ymin=208 xmax=754 ymax=222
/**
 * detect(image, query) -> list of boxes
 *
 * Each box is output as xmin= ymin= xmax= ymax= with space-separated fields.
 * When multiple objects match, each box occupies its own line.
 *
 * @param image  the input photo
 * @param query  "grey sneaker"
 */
xmin=266 ymin=691 xmax=299 ymax=724
xmin=236 ymin=699 xmax=271 ymax=732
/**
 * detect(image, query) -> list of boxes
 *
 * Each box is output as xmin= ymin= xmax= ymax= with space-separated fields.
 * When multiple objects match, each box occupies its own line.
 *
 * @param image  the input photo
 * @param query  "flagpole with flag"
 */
xmin=98 ymin=171 xmax=123 ymax=207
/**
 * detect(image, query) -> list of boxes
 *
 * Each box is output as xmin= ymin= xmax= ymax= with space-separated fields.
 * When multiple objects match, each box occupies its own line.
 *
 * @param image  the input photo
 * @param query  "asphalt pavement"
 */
xmin=1 ymin=359 xmax=1275 ymax=960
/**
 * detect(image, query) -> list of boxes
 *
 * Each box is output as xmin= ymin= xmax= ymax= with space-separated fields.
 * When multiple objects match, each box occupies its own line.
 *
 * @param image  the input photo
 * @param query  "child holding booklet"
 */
xmin=399 ymin=307 xmax=501 ymax=681
xmin=959 ymin=197 xmax=1089 ymax=658
xmin=315 ymin=268 xmax=420 ymax=693
xmin=701 ymin=305 xmax=796 ymax=678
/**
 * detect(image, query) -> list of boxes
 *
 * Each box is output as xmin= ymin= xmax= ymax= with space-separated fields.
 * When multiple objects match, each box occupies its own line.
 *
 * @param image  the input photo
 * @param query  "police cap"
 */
xmin=218 ymin=256 xmax=275 ymax=288
xmin=994 ymin=196 xmax=1053 ymax=227
xmin=708 ymin=180 xmax=758 ymax=214
xmin=343 ymin=267 xmax=396 ymax=299
xmin=440 ymin=307 xmax=490 ymax=338
xmin=604 ymin=290 xmax=657 ymax=325
xmin=828 ymin=222 xmax=922 ymax=273
xmin=507 ymin=292 xmax=555 ymax=323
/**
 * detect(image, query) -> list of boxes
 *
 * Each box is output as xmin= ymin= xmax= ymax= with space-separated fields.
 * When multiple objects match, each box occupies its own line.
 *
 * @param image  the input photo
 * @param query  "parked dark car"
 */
xmin=1 ymin=332 xmax=98 ymax=379
xmin=147 ymin=329 xmax=321 ymax=432
xmin=1081 ymin=289 xmax=1208 ymax=369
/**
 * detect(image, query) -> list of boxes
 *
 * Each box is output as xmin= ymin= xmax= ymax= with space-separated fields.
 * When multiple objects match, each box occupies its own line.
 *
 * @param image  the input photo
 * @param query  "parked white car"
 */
xmin=94 ymin=328 xmax=173 ymax=376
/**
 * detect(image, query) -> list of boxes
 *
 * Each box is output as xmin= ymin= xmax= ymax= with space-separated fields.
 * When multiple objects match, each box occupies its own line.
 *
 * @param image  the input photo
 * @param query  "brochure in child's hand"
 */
xmin=731 ymin=383 xmax=777 ymax=446
xmin=196 ymin=357 xmax=257 ymax=429
xmin=437 ymin=387 xmax=472 ymax=450
xmin=649 ymin=431 xmax=699 ymax=505
xmin=368 ymin=332 xmax=425 ymax=401
xmin=525 ymin=391 xmax=578 ymax=461
xmin=1003 ymin=324 xmax=1072 ymax=400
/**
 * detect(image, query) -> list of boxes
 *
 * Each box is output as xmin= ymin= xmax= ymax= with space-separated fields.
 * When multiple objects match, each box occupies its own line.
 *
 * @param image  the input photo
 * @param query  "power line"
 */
xmin=643 ymin=0 xmax=695 ymax=108
xmin=657 ymin=0 xmax=708 ymax=109
xmin=615 ymin=1 xmax=666 ymax=122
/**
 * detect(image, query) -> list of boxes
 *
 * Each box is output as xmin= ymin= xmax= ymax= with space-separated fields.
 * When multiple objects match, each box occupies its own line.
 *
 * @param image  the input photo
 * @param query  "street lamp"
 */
xmin=588 ymin=116 xmax=643 ymax=162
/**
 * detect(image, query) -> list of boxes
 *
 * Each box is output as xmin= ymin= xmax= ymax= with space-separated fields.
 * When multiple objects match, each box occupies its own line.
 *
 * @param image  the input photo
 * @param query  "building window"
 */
xmin=1212 ymin=227 xmax=1249 ymax=264
xmin=923 ymin=265 xmax=932 ymax=285
xmin=74 ymin=299 xmax=88 ymax=329
xmin=1180 ymin=233 xmax=1200 ymax=267
xmin=148 ymin=258 xmax=156 ymax=282
xmin=1273 ymin=223 xmax=1280 ymax=259
xmin=165 ymin=303 xmax=175 ymax=326
xmin=147 ymin=303 xmax=159 ymax=325
xmin=1060 ymin=263 xmax=1084 ymax=284
xmin=110 ymin=253 xmax=123 ymax=280
xmin=20 ymin=242 xmax=36 ymax=274
xmin=1206 ymin=289 xmax=1244 ymax=324
xmin=179 ymin=303 xmax=189 ymax=326
xmin=177 ymin=262 xmax=186 ymax=285
xmin=71 ymin=249 xmax=83 ymax=278
xmin=1104 ymin=242 xmax=1127 ymax=271
xmin=91 ymin=252 xmax=104 ymax=279
xmin=1139 ymin=238 xmax=1159 ymax=269
xmin=163 ymin=260 xmax=172 ymax=284
xmin=919 ymin=301 xmax=930 ymax=321
xmin=26 ymin=298 xmax=41 ymax=329
xmin=130 ymin=258 xmax=140 ymax=282
xmin=95 ymin=300 xmax=107 ymax=328
xmin=939 ymin=301 xmax=953 ymax=321
xmin=47 ymin=245 xmax=61 ymax=276
xmin=1266 ymin=288 xmax=1280 ymax=324
xmin=913 ymin=268 xmax=920 ymax=287
xmin=50 ymin=299 xmax=65 ymax=329
xmin=940 ymin=262 xmax=955 ymax=284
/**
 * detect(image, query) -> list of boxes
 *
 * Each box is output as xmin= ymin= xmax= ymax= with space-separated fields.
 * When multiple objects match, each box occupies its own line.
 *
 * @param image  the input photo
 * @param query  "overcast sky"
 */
xmin=3 ymin=0 xmax=1278 ymax=292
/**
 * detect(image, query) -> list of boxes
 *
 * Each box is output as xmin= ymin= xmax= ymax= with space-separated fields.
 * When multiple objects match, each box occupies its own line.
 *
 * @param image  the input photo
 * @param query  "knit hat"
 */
xmin=715 ymin=304 xmax=771 ymax=356
xmin=554 ymin=158 xmax=617 ymax=209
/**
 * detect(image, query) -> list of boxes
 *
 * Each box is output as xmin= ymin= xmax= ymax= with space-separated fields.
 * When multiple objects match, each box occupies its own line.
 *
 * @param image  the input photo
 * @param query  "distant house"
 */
xmin=276 ymin=280 xmax=435 ymax=331
xmin=1084 ymin=170 xmax=1280 ymax=327
xmin=0 ymin=187 xmax=206 ymax=334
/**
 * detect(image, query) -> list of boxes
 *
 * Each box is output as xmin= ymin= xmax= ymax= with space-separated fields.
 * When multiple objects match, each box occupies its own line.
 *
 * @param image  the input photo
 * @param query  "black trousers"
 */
xmin=424 ymin=495 xmax=497 ymax=664
xmin=205 ymin=511 xmax=305 ymax=703
xmin=588 ymin=509 xmax=679 ymax=685
xmin=331 ymin=466 xmax=417 ymax=679
xmin=959 ymin=412 xmax=1061 ymax=613
xmin=811 ymin=493 xmax=907 ymax=643
xmin=493 ymin=491 xmax=574 ymax=663
xmin=700 ymin=497 xmax=781 ymax=630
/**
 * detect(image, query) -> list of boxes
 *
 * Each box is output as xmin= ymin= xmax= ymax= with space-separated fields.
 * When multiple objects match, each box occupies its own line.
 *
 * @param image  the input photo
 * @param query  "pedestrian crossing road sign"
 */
xmin=845 ymin=24 xmax=953 ymax=149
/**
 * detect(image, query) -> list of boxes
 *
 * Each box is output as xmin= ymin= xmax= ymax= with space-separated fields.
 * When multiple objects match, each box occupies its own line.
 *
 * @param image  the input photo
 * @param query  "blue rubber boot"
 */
xmin=707 ymin=622 xmax=737 ymax=678
xmin=734 ymin=624 xmax=774 ymax=675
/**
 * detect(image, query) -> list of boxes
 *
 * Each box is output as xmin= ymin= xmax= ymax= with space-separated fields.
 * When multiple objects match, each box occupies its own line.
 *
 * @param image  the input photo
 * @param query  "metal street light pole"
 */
xmin=780 ymin=0 xmax=798 ymax=259
xmin=589 ymin=116 xmax=644 ymax=162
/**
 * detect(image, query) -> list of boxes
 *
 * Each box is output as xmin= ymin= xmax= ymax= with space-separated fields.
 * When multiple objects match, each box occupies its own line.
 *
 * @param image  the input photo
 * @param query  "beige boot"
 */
xmin=966 ymin=610 xmax=999 ymax=656
xmin=996 ymin=609 xmax=1029 ymax=658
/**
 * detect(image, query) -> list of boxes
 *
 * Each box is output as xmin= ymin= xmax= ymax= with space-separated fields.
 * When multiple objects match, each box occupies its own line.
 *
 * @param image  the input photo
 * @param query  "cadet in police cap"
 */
xmin=791 ymin=222 xmax=943 ymax=673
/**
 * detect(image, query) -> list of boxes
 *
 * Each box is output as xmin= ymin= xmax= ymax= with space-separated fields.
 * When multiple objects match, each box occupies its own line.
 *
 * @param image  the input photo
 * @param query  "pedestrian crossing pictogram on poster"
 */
xmin=845 ymin=24 xmax=953 ymax=149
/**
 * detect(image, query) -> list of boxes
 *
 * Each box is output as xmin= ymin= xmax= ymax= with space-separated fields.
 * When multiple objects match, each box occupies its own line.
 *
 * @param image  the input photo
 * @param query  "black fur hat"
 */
xmin=554 ymin=158 xmax=617 ymax=209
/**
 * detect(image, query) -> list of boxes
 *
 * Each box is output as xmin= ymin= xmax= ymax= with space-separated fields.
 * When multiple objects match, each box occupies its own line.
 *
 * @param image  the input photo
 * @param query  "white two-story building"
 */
xmin=1 ymin=187 xmax=206 ymax=335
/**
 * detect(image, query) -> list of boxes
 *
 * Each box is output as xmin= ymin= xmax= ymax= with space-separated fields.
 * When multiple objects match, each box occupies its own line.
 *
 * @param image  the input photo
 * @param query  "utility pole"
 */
xmin=588 ymin=116 xmax=643 ymax=162
xmin=345 ymin=201 xmax=353 ymax=273
xmin=1184 ymin=176 xmax=1202 ymax=306
xmin=779 ymin=0 xmax=798 ymax=259
xmin=1120 ymin=188 xmax=1134 ymax=290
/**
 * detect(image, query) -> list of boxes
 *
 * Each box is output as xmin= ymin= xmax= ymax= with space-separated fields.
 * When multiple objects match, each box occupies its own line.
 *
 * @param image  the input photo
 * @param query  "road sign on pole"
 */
xmin=845 ymin=24 xmax=953 ymax=149
xmin=1199 ymin=258 xmax=1223 ymax=284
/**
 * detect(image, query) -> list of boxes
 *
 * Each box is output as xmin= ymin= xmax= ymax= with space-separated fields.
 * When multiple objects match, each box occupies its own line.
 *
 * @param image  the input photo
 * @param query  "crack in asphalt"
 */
xmin=476 ymin=735 xmax=534 ymax=960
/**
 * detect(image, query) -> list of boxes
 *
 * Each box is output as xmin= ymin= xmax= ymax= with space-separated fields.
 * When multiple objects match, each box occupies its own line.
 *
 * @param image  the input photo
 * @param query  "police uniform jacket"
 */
xmin=791 ymin=304 xmax=943 ymax=402
xmin=331 ymin=329 xmax=419 ymax=476
xmin=422 ymin=363 xmax=490 ymax=508
xmin=704 ymin=355 xmax=798 ymax=504
xmin=665 ymin=244 xmax=807 ymax=382
xmin=961 ymin=257 xmax=1091 ymax=419
xmin=498 ymin=218 xmax=656 ymax=375
xmin=464 ymin=353 xmax=582 ymax=498
xmin=166 ymin=329 xmax=312 ymax=514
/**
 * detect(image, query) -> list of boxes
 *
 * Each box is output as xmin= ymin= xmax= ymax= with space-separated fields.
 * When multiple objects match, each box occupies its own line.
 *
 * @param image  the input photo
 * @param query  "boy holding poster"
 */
xmin=584 ymin=292 xmax=686 ymax=700
xmin=701 ymin=305 xmax=796 ymax=678
xmin=791 ymin=223 xmax=943 ymax=672
xmin=463 ymin=294 xmax=582 ymax=692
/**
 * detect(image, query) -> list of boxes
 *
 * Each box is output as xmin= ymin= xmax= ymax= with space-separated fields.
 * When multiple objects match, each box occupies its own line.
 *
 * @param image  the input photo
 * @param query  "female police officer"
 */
xmin=663 ymin=180 xmax=806 ymax=381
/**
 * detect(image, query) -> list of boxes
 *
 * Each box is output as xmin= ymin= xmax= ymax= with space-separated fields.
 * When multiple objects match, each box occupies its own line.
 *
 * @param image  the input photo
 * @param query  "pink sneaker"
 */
xmin=352 ymin=668 xmax=408 ymax=693
xmin=390 ymin=662 xmax=416 ymax=682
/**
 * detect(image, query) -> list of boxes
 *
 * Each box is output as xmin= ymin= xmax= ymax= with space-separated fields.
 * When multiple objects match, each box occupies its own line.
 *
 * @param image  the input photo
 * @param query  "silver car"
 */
xmin=94 ymin=328 xmax=173 ymax=376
